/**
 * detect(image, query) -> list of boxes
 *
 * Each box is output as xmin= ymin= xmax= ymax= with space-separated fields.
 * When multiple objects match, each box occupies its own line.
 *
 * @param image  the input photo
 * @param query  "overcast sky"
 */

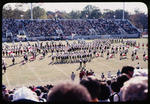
xmin=3 ymin=2 xmax=148 ymax=14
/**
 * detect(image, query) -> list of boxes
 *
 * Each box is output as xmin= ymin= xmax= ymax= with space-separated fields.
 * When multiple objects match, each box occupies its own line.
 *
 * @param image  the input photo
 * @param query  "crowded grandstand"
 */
xmin=2 ymin=18 xmax=140 ymax=42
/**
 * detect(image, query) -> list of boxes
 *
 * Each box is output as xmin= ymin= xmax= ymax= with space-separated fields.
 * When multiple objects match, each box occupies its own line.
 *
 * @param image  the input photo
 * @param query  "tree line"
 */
xmin=2 ymin=4 xmax=148 ymax=30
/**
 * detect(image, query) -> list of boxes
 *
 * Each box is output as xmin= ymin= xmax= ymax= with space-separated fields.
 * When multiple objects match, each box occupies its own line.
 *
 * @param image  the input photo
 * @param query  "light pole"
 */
xmin=20 ymin=15 xmax=24 ymax=19
xmin=123 ymin=2 xmax=125 ymax=20
xmin=55 ymin=13 xmax=58 ymax=23
xmin=114 ymin=15 xmax=116 ymax=19
xmin=86 ymin=14 xmax=88 ymax=19
xmin=31 ymin=3 xmax=33 ymax=20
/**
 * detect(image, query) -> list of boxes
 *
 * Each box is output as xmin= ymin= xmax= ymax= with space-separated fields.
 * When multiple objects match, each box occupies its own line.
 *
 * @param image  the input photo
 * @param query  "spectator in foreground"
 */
xmin=114 ymin=73 xmax=129 ymax=102
xmin=80 ymin=76 xmax=101 ymax=102
xmin=121 ymin=66 xmax=135 ymax=78
xmin=121 ymin=76 xmax=148 ymax=101
xmin=98 ymin=82 xmax=111 ymax=102
xmin=47 ymin=82 xmax=91 ymax=102
xmin=3 ymin=93 xmax=10 ymax=102
xmin=12 ymin=86 xmax=39 ymax=102
xmin=109 ymin=80 xmax=120 ymax=102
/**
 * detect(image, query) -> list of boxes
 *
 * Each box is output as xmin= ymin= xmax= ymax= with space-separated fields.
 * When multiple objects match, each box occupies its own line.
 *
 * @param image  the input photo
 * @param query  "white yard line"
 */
xmin=45 ymin=59 xmax=70 ymax=78
xmin=4 ymin=73 xmax=11 ymax=88
xmin=26 ymin=64 xmax=44 ymax=83
xmin=53 ymin=65 xmax=70 ymax=78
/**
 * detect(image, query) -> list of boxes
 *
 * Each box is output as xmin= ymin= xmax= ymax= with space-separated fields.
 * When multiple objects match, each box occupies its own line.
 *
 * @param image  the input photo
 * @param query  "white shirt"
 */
xmin=71 ymin=73 xmax=75 ymax=80
xmin=108 ymin=72 xmax=111 ymax=78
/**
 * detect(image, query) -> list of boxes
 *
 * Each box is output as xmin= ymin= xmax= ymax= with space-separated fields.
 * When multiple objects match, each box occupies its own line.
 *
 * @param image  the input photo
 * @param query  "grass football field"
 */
xmin=2 ymin=38 xmax=148 ymax=90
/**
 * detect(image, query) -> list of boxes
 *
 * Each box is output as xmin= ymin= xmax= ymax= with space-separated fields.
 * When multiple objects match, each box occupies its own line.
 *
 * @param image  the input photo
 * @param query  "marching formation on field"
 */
xmin=2 ymin=38 xmax=148 ymax=73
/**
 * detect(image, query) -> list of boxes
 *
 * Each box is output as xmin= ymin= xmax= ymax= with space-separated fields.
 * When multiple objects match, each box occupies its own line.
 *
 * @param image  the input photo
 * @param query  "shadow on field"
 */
xmin=20 ymin=63 xmax=26 ymax=66
xmin=76 ymin=67 xmax=81 ymax=71
xmin=48 ymin=55 xmax=52 ymax=58
xmin=6 ymin=63 xmax=17 ymax=68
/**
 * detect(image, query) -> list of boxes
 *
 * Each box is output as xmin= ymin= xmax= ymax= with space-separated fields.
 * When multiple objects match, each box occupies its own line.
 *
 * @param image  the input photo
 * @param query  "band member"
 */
xmin=138 ymin=42 xmax=140 ymax=47
xmin=112 ymin=49 xmax=115 ymax=57
xmin=3 ymin=64 xmax=6 ymax=73
xmin=106 ymin=50 xmax=109 ymax=60
xmin=119 ymin=45 xmax=121 ymax=51
xmin=101 ymin=49 xmax=103 ymax=57
xmin=141 ymin=43 xmax=144 ymax=50
xmin=120 ymin=51 xmax=123 ymax=60
xmin=17 ymin=49 xmax=20 ymax=56
xmin=131 ymin=51 xmax=134 ymax=61
xmin=143 ymin=51 xmax=146 ymax=61
xmin=115 ymin=46 xmax=118 ymax=54
xmin=146 ymin=43 xmax=148 ymax=50
xmin=45 ymin=48 xmax=48 ymax=55
xmin=56 ymin=55 xmax=58 ymax=63
xmin=58 ymin=55 xmax=60 ymax=63
xmin=43 ymin=50 xmax=45 ymax=57
xmin=52 ymin=55 xmax=54 ymax=63
xmin=51 ymin=48 xmax=54 ymax=55
xmin=2 ymin=50 xmax=5 ymax=57
xmin=6 ymin=51 xmax=8 ymax=57
xmin=66 ymin=55 xmax=69 ymax=63
xmin=12 ymin=57 xmax=15 ymax=65
xmin=122 ymin=45 xmax=125 ymax=51
xmin=15 ymin=49 xmax=17 ymax=56
xmin=135 ymin=50 xmax=138 ymax=60
xmin=24 ymin=54 xmax=28 ymax=62
xmin=83 ymin=58 xmax=87 ymax=69
xmin=20 ymin=49 xmax=23 ymax=55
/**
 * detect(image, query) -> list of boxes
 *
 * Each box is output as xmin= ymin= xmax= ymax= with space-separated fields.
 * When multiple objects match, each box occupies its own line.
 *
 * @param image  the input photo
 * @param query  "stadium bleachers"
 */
xmin=2 ymin=19 xmax=139 ymax=39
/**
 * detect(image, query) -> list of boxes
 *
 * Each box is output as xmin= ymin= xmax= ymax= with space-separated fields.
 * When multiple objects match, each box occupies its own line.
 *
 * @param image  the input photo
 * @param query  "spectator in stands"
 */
xmin=106 ymin=79 xmax=112 ymax=94
xmin=2 ymin=18 xmax=138 ymax=38
xmin=114 ymin=73 xmax=129 ymax=102
xmin=80 ymin=76 xmax=101 ymax=102
xmin=121 ymin=76 xmax=148 ymax=101
xmin=98 ymin=81 xmax=111 ymax=102
xmin=47 ymin=82 xmax=91 ymax=102
xmin=121 ymin=66 xmax=135 ymax=78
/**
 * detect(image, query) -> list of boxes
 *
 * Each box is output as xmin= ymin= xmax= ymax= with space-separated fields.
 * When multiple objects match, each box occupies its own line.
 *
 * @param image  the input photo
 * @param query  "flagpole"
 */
xmin=123 ymin=2 xmax=125 ymax=20
xmin=31 ymin=3 xmax=33 ymax=20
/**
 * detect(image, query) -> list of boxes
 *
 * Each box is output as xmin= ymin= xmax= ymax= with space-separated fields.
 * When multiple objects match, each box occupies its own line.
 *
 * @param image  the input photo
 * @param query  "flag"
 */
xmin=136 ymin=56 xmax=139 ymax=59
xmin=136 ymin=46 xmax=139 ymax=48
xmin=122 ymin=54 xmax=126 ymax=58
xmin=7 ymin=50 xmax=15 ymax=56
xmin=96 ymin=53 xmax=99 ymax=57
xmin=30 ymin=55 xmax=34 ymax=60
xmin=109 ymin=54 xmax=113 ymax=58
xmin=28 ymin=46 xmax=32 ymax=52
xmin=134 ymin=46 xmax=139 ymax=51
xmin=145 ymin=55 xmax=148 ymax=60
